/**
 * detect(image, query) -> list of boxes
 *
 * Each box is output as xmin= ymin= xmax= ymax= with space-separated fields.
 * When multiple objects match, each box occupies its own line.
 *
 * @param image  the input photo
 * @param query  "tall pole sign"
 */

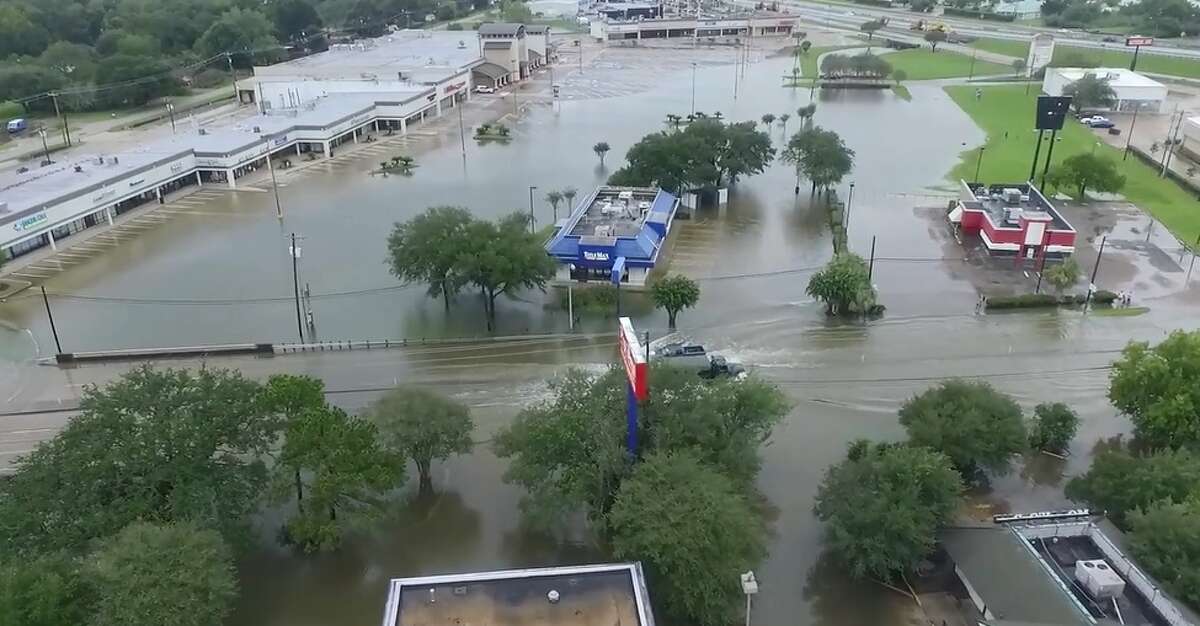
xmin=618 ymin=317 xmax=648 ymax=457
xmin=1125 ymin=36 xmax=1153 ymax=72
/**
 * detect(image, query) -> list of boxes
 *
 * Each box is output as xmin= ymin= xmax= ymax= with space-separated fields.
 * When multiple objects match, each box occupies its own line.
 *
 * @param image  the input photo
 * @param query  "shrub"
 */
xmin=189 ymin=68 xmax=229 ymax=89
xmin=0 ymin=100 xmax=23 ymax=121
xmin=984 ymin=293 xmax=1058 ymax=310
xmin=558 ymin=284 xmax=620 ymax=313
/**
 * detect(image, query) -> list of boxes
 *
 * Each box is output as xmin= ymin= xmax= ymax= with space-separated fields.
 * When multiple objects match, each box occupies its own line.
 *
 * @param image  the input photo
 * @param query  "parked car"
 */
xmin=1102 ymin=35 xmax=1119 ymax=42
xmin=1080 ymin=116 xmax=1115 ymax=128
xmin=6 ymin=118 xmax=27 ymax=134
xmin=651 ymin=340 xmax=746 ymax=379
xmin=474 ymin=85 xmax=495 ymax=94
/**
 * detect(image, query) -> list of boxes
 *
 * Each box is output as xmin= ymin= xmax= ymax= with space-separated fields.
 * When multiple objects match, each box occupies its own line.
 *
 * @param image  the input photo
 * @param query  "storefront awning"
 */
xmin=473 ymin=62 xmax=508 ymax=80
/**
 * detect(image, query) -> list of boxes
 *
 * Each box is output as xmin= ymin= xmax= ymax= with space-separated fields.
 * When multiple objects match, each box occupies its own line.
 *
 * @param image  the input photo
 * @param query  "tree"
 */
xmin=860 ymin=19 xmax=883 ymax=41
xmin=797 ymin=102 xmax=817 ymax=123
xmin=593 ymin=140 xmax=611 ymax=166
xmin=261 ymin=374 xmax=326 ymax=512
xmin=1063 ymin=73 xmax=1117 ymax=113
xmin=458 ymin=212 xmax=558 ymax=331
xmin=651 ymin=274 xmax=701 ymax=329
xmin=779 ymin=112 xmax=791 ymax=131
xmin=0 ymin=553 xmax=92 ymax=626
xmin=563 ymin=186 xmax=578 ymax=211
xmin=195 ymin=7 xmax=281 ymax=64
xmin=37 ymin=42 xmax=97 ymax=83
xmin=279 ymin=405 xmax=400 ymax=551
xmin=910 ymin=0 xmax=935 ymax=11
xmin=545 ymin=189 xmax=564 ymax=220
xmin=814 ymin=442 xmax=963 ymax=581
xmin=88 ymin=522 xmax=235 ymax=626
xmin=499 ymin=1 xmax=533 ymax=22
xmin=800 ymin=40 xmax=813 ymax=54
xmin=607 ymin=120 xmax=774 ymax=192
xmin=1028 ymin=402 xmax=1080 ymax=453
xmin=609 ymin=451 xmax=767 ymax=626
xmin=1011 ymin=58 xmax=1027 ymax=76
xmin=924 ymin=30 xmax=947 ymax=52
xmin=386 ymin=206 xmax=474 ymax=311
xmin=782 ymin=126 xmax=854 ymax=193
xmin=806 ymin=253 xmax=875 ymax=316
xmin=1109 ymin=330 xmax=1200 ymax=448
xmin=1065 ymin=446 xmax=1200 ymax=527
xmin=93 ymin=54 xmax=178 ymax=107
xmin=271 ymin=0 xmax=323 ymax=43
xmin=0 ymin=366 xmax=274 ymax=556
xmin=892 ymin=68 xmax=908 ymax=84
xmin=366 ymin=387 xmax=474 ymax=491
xmin=761 ymin=113 xmax=776 ymax=126
xmin=898 ymin=379 xmax=1027 ymax=477
xmin=1128 ymin=499 xmax=1200 ymax=608
xmin=0 ymin=4 xmax=50 ymax=58
xmin=1042 ymin=257 xmax=1081 ymax=293
xmin=1130 ymin=0 xmax=1200 ymax=37
xmin=494 ymin=365 xmax=787 ymax=528
xmin=1046 ymin=153 xmax=1125 ymax=199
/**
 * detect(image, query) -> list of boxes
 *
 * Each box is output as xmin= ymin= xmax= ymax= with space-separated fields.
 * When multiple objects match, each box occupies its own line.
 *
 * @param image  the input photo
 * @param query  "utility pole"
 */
xmin=691 ymin=62 xmax=697 ymax=117
xmin=267 ymin=154 xmax=283 ymax=220
xmin=1161 ymin=109 xmax=1185 ymax=176
xmin=1039 ymin=130 xmax=1059 ymax=190
xmin=165 ymin=101 xmax=177 ymax=134
xmin=457 ymin=94 xmax=466 ymax=158
xmin=37 ymin=128 xmax=51 ymax=165
xmin=968 ymin=49 xmax=977 ymax=80
xmin=1159 ymin=109 xmax=1183 ymax=176
xmin=289 ymin=233 xmax=304 ymax=342
xmin=40 ymin=286 xmax=63 ymax=355
xmin=227 ymin=52 xmax=239 ymax=104
xmin=1085 ymin=235 xmax=1106 ymax=307
xmin=1123 ymin=104 xmax=1140 ymax=160
xmin=843 ymin=182 xmax=855 ymax=236
xmin=50 ymin=92 xmax=71 ymax=147
xmin=973 ymin=146 xmax=986 ymax=184
xmin=868 ymin=235 xmax=877 ymax=280
xmin=528 ymin=185 xmax=538 ymax=233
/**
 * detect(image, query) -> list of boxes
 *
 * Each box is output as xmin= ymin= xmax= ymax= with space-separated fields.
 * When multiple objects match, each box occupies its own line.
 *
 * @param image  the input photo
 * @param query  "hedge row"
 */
xmin=985 ymin=290 xmax=1118 ymax=310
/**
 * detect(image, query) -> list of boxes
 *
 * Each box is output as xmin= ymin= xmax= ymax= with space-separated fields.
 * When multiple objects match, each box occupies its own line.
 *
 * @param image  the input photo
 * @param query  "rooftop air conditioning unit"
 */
xmin=1003 ymin=188 xmax=1022 ymax=205
xmin=111 ymin=156 xmax=118 ymax=165
xmin=1074 ymin=560 xmax=1125 ymax=600
xmin=253 ymin=126 xmax=261 ymax=133
xmin=199 ymin=128 xmax=208 ymax=135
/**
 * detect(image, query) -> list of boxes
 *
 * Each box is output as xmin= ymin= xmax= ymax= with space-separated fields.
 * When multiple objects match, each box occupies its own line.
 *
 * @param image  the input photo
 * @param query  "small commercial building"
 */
xmin=949 ymin=181 xmax=1077 ymax=259
xmin=1179 ymin=115 xmax=1200 ymax=161
xmin=941 ymin=517 xmax=1200 ymax=626
xmin=1042 ymin=67 xmax=1167 ymax=113
xmin=993 ymin=0 xmax=1042 ymax=19
xmin=544 ymin=186 xmax=680 ymax=288
xmin=591 ymin=13 xmax=799 ymax=42
xmin=479 ymin=23 xmax=531 ymax=82
xmin=380 ymin=563 xmax=656 ymax=626
xmin=597 ymin=2 xmax=664 ymax=20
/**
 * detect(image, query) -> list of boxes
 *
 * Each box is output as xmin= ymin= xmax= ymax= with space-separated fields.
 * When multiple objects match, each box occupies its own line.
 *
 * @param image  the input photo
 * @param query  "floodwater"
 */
xmin=1 ymin=43 xmax=1194 ymax=626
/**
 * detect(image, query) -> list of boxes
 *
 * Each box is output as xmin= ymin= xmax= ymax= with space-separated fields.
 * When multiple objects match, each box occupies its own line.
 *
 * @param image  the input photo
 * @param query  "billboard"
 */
xmin=618 ymin=317 xmax=648 ymax=401
xmin=1036 ymin=95 xmax=1072 ymax=131
xmin=1027 ymin=34 xmax=1055 ymax=77
xmin=1126 ymin=36 xmax=1154 ymax=47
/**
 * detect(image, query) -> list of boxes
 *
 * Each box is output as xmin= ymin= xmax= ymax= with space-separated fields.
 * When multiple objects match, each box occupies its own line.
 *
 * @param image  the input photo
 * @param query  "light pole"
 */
xmin=266 ymin=153 xmax=283 ymax=220
xmin=691 ymin=62 xmax=697 ymax=117
xmin=165 ymin=101 xmax=177 ymax=134
xmin=289 ymin=233 xmax=305 ymax=343
xmin=457 ymin=93 xmax=466 ymax=158
xmin=843 ymin=181 xmax=856 ymax=237
xmin=973 ymin=146 xmax=986 ymax=184
xmin=528 ymin=185 xmax=538 ymax=233
xmin=740 ymin=571 xmax=759 ymax=626
xmin=1123 ymin=103 xmax=1141 ymax=160
xmin=37 ymin=128 xmax=51 ymax=165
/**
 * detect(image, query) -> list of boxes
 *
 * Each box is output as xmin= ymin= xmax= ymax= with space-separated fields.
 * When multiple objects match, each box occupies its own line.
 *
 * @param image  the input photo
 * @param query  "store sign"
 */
xmin=1125 ymin=36 xmax=1154 ymax=47
xmin=92 ymin=189 xmax=116 ymax=203
xmin=170 ymin=163 xmax=184 ymax=173
xmin=618 ymin=317 xmax=648 ymax=401
xmin=993 ymin=508 xmax=1091 ymax=524
xmin=273 ymin=136 xmax=288 ymax=146
xmin=583 ymin=250 xmax=609 ymax=262
xmin=128 ymin=178 xmax=145 ymax=188
xmin=12 ymin=212 xmax=47 ymax=232
xmin=443 ymin=81 xmax=466 ymax=94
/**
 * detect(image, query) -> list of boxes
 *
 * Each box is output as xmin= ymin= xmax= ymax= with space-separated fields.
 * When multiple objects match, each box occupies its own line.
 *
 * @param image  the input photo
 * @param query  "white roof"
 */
xmin=255 ymin=30 xmax=481 ymax=79
xmin=1052 ymin=67 xmax=1166 ymax=89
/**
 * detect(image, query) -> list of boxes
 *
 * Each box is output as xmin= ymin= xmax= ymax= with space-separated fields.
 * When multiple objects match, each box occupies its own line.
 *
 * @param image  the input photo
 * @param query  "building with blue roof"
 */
xmin=544 ymin=186 xmax=679 ymax=288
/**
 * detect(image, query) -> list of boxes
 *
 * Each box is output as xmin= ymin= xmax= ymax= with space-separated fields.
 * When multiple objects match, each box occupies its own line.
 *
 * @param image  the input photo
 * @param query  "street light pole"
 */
xmin=1123 ymin=104 xmax=1140 ymax=160
xmin=973 ymin=147 xmax=986 ymax=184
xmin=37 ymin=129 xmax=51 ymax=165
xmin=267 ymin=154 xmax=283 ymax=220
xmin=290 ymin=233 xmax=304 ymax=343
xmin=528 ymin=185 xmax=538 ymax=233
xmin=40 ymin=286 xmax=63 ymax=355
xmin=457 ymin=94 xmax=466 ymax=158
xmin=166 ymin=102 xmax=177 ymax=134
xmin=843 ymin=181 xmax=855 ymax=236
xmin=691 ymin=62 xmax=697 ymax=117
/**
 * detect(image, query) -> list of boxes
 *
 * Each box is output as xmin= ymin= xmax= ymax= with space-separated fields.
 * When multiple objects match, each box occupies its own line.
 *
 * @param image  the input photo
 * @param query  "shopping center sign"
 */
xmin=618 ymin=317 xmax=648 ymax=401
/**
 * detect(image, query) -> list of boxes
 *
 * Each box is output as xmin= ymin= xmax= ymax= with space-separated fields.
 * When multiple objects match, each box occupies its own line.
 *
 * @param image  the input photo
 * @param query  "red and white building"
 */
xmin=949 ymin=181 xmax=1076 ymax=260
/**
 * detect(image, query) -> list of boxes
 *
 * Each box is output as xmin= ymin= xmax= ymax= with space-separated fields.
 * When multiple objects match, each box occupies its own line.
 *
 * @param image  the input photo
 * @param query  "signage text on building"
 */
xmin=583 ymin=250 xmax=610 ymax=262
xmin=1126 ymin=36 xmax=1154 ymax=47
xmin=12 ymin=212 xmax=47 ymax=232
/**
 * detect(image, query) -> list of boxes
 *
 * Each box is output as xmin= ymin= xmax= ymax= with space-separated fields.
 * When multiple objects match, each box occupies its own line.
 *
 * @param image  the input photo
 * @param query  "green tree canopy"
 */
xmin=860 ymin=19 xmax=884 ymax=40
xmin=93 ymin=53 xmax=179 ymax=107
xmin=1065 ymin=445 xmax=1200 ymax=528
xmin=1042 ymin=258 xmax=1081 ymax=293
xmin=0 ymin=553 xmax=92 ymax=626
xmin=814 ymin=442 xmax=964 ymax=581
xmin=651 ymin=274 xmax=701 ymax=329
xmin=1047 ymin=153 xmax=1126 ymax=199
xmin=1128 ymin=499 xmax=1200 ymax=608
xmin=924 ymin=29 xmax=947 ymax=51
xmin=385 ymin=206 xmax=474 ymax=310
xmin=0 ymin=366 xmax=274 ymax=556
xmin=494 ymin=365 xmax=788 ymax=528
xmin=1063 ymin=73 xmax=1118 ymax=112
xmin=271 ymin=0 xmax=323 ymax=42
xmin=806 ymin=253 xmax=875 ymax=316
xmin=821 ymin=53 xmax=892 ymax=79
xmin=458 ymin=212 xmax=558 ymax=331
xmin=1109 ymin=330 xmax=1200 ymax=448
xmin=609 ymin=450 xmax=767 ymax=626
xmin=898 ymin=379 xmax=1027 ymax=477
xmin=782 ymin=126 xmax=855 ymax=193
xmin=593 ymin=141 xmax=611 ymax=166
xmin=366 ymin=386 xmax=474 ymax=489
xmin=195 ymin=7 xmax=282 ymax=64
xmin=262 ymin=374 xmax=327 ymax=513
xmin=1028 ymin=402 xmax=1080 ymax=454
xmin=37 ymin=41 xmax=97 ymax=83
xmin=88 ymin=522 xmax=236 ymax=626
xmin=279 ymin=405 xmax=401 ymax=551
xmin=608 ymin=119 xmax=775 ymax=192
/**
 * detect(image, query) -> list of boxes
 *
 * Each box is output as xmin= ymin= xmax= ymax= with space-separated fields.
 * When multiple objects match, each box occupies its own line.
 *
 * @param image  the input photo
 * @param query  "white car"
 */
xmin=1080 ymin=115 xmax=1114 ymax=128
xmin=474 ymin=85 xmax=495 ymax=94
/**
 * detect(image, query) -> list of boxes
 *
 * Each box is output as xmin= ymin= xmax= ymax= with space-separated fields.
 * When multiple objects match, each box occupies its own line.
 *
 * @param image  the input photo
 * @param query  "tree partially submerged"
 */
xmin=806 ymin=253 xmax=877 ymax=316
xmin=609 ymin=451 xmax=767 ymax=626
xmin=366 ymin=387 xmax=474 ymax=491
xmin=1109 ymin=330 xmax=1200 ymax=449
xmin=607 ymin=119 xmax=775 ymax=192
xmin=385 ymin=206 xmax=474 ymax=311
xmin=459 ymin=212 xmax=558 ymax=331
xmin=898 ymin=379 xmax=1027 ymax=478
xmin=782 ymin=126 xmax=855 ymax=194
xmin=1028 ymin=402 xmax=1080 ymax=454
xmin=1128 ymin=499 xmax=1200 ymax=609
xmin=814 ymin=442 xmax=963 ymax=581
xmin=651 ymin=274 xmax=701 ymax=329
xmin=1065 ymin=446 xmax=1200 ymax=528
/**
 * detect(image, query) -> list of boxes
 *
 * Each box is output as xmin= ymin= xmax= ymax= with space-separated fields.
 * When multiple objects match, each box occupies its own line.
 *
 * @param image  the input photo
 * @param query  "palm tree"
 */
xmin=545 ymin=190 xmax=564 ymax=221
xmin=496 ymin=124 xmax=510 ymax=137
xmin=779 ymin=113 xmax=791 ymax=132
xmin=563 ymin=187 xmax=578 ymax=214
xmin=593 ymin=141 xmax=610 ymax=167
xmin=665 ymin=113 xmax=683 ymax=128
xmin=761 ymin=113 xmax=776 ymax=126
xmin=712 ymin=111 xmax=724 ymax=121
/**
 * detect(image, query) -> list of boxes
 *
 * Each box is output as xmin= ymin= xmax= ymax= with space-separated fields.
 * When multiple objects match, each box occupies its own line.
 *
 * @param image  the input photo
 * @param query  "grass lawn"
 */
xmin=966 ymin=37 xmax=1030 ymax=59
xmin=945 ymin=85 xmax=1200 ymax=242
xmin=884 ymin=49 xmax=1013 ymax=79
xmin=1052 ymin=45 xmax=1200 ymax=79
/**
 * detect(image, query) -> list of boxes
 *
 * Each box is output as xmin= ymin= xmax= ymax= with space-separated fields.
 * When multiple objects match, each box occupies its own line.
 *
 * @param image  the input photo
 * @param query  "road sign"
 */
xmin=1126 ymin=36 xmax=1154 ymax=47
xmin=618 ymin=317 xmax=648 ymax=401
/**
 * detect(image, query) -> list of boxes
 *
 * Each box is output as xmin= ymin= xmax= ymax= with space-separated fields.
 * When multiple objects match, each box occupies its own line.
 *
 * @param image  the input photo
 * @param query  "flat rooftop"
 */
xmin=569 ymin=187 xmax=659 ymax=239
xmin=257 ymin=30 xmax=482 ymax=78
xmin=963 ymin=182 xmax=1072 ymax=231
xmin=1031 ymin=533 xmax=1168 ymax=626
xmin=380 ymin=563 xmax=655 ymax=626
xmin=1052 ymin=67 xmax=1166 ymax=89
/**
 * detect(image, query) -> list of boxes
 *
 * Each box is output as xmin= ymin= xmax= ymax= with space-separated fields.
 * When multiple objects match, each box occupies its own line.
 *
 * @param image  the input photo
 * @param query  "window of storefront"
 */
xmin=5 ymin=233 xmax=50 ymax=259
